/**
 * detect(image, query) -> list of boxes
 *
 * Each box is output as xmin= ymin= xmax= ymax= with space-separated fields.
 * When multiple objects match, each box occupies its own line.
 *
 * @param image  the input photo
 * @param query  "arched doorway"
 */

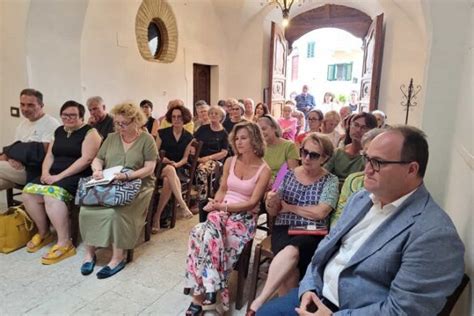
xmin=268 ymin=4 xmax=383 ymax=116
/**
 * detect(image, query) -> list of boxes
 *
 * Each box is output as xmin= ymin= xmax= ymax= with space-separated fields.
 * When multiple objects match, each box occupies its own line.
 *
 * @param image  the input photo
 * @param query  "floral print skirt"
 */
xmin=184 ymin=210 xmax=256 ymax=310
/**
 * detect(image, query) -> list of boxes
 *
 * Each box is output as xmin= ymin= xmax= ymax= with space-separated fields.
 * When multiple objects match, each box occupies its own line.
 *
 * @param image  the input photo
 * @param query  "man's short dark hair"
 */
xmin=140 ymin=99 xmax=153 ymax=109
xmin=20 ymin=88 xmax=43 ymax=106
xmin=391 ymin=125 xmax=429 ymax=177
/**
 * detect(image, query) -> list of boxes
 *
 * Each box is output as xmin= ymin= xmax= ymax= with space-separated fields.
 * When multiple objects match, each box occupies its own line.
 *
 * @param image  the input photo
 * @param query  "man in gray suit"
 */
xmin=256 ymin=125 xmax=464 ymax=316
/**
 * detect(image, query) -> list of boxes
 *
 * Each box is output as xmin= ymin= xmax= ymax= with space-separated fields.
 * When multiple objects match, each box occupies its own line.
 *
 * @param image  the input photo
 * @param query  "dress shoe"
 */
xmin=185 ymin=302 xmax=202 ymax=316
xmin=96 ymin=260 xmax=126 ymax=279
xmin=80 ymin=255 xmax=97 ymax=276
xmin=202 ymin=292 xmax=217 ymax=305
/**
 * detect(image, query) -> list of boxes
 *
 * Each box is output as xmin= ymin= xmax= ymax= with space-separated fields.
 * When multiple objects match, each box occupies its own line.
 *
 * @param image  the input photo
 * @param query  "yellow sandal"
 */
xmin=26 ymin=233 xmax=54 ymax=253
xmin=41 ymin=244 xmax=76 ymax=265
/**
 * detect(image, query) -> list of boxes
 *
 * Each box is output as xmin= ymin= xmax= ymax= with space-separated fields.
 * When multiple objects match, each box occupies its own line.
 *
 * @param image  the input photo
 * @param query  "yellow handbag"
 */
xmin=0 ymin=205 xmax=37 ymax=253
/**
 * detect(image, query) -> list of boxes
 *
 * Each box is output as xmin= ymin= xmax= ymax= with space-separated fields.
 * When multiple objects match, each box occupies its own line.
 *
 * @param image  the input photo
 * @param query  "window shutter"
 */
xmin=345 ymin=63 xmax=353 ymax=81
xmin=327 ymin=64 xmax=335 ymax=81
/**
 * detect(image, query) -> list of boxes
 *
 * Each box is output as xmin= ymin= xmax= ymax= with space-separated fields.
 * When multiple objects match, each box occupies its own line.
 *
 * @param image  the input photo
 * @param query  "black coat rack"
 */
xmin=400 ymin=78 xmax=422 ymax=125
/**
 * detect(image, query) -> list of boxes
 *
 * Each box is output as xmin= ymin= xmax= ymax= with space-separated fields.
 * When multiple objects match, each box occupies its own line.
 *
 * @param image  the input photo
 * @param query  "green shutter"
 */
xmin=345 ymin=63 xmax=353 ymax=81
xmin=327 ymin=64 xmax=335 ymax=81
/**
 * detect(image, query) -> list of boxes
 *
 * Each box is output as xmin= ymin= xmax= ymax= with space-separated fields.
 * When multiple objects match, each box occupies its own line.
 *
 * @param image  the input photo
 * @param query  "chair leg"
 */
xmin=126 ymin=249 xmax=134 ymax=263
xmin=170 ymin=196 xmax=177 ymax=229
xmin=70 ymin=204 xmax=80 ymax=247
xmin=247 ymin=243 xmax=263 ymax=312
xmin=6 ymin=188 xmax=14 ymax=208
xmin=235 ymin=241 xmax=253 ymax=310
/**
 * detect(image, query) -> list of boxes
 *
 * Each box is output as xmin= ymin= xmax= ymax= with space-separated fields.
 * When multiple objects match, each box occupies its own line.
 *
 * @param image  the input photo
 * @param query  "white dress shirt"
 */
xmin=322 ymin=190 xmax=416 ymax=306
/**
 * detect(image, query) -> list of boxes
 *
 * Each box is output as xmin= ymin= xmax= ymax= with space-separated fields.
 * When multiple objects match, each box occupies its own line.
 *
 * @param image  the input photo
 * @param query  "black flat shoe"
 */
xmin=183 ymin=287 xmax=191 ymax=295
xmin=202 ymin=292 xmax=217 ymax=305
xmin=96 ymin=260 xmax=126 ymax=279
xmin=80 ymin=255 xmax=97 ymax=276
xmin=185 ymin=302 xmax=202 ymax=316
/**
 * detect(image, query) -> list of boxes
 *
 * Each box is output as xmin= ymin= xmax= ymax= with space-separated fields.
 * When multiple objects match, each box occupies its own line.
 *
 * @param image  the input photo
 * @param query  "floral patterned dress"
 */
xmin=184 ymin=156 xmax=266 ymax=310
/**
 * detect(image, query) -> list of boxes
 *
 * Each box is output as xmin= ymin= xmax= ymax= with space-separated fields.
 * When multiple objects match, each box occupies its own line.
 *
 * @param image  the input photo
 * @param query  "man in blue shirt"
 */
xmin=294 ymin=85 xmax=315 ymax=115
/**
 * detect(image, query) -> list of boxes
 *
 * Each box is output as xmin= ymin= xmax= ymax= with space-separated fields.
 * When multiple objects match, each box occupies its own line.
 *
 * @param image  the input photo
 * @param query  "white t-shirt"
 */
xmin=14 ymin=114 xmax=60 ymax=143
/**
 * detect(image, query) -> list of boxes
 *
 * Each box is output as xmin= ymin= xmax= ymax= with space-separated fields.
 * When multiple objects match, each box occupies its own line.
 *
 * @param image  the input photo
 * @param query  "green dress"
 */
xmin=263 ymin=139 xmax=299 ymax=178
xmin=324 ymin=148 xmax=365 ymax=185
xmin=79 ymin=132 xmax=158 ymax=249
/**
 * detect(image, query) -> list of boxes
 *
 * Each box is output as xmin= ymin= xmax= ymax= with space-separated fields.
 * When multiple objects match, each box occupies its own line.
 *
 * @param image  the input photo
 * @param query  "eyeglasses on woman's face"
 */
xmin=114 ymin=120 xmax=132 ymax=129
xmin=61 ymin=113 xmax=79 ymax=120
xmin=300 ymin=148 xmax=322 ymax=160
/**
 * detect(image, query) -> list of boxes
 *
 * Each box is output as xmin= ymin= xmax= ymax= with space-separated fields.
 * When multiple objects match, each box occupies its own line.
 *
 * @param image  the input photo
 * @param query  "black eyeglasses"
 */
xmin=308 ymin=118 xmax=321 ymax=122
xmin=300 ymin=148 xmax=322 ymax=160
xmin=363 ymin=154 xmax=411 ymax=172
xmin=61 ymin=113 xmax=79 ymax=119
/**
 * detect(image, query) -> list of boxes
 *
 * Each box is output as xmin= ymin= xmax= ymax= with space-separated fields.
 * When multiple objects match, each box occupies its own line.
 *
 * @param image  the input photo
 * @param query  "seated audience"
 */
xmin=159 ymin=99 xmax=194 ymax=133
xmin=86 ymin=96 xmax=114 ymax=140
xmin=193 ymin=100 xmax=210 ymax=132
xmin=194 ymin=105 xmax=229 ymax=204
xmin=257 ymin=126 xmax=465 ymax=316
xmin=296 ymin=109 xmax=323 ymax=145
xmin=0 ymin=89 xmax=59 ymax=190
xmin=372 ymin=109 xmax=389 ymax=128
xmin=249 ymin=133 xmax=339 ymax=314
xmin=183 ymin=121 xmax=271 ymax=314
xmin=278 ymin=103 xmax=298 ymax=141
xmin=330 ymin=128 xmax=384 ymax=228
xmin=321 ymin=110 xmax=342 ymax=148
xmin=223 ymin=98 xmax=245 ymax=133
xmin=152 ymin=104 xmax=194 ymax=233
xmin=79 ymin=103 xmax=157 ymax=278
xmin=257 ymin=115 xmax=299 ymax=178
xmin=324 ymin=112 xmax=377 ymax=184
xmin=139 ymin=99 xmax=159 ymax=137
xmin=23 ymin=101 xmax=101 ymax=264
xmin=243 ymin=98 xmax=255 ymax=121
xmin=253 ymin=102 xmax=270 ymax=122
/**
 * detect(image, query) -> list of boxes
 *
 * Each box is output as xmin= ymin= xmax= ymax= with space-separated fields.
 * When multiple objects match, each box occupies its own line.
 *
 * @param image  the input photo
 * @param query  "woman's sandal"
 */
xmin=151 ymin=225 xmax=160 ymax=234
xmin=26 ymin=233 xmax=54 ymax=253
xmin=185 ymin=302 xmax=203 ymax=316
xmin=41 ymin=244 xmax=76 ymax=265
xmin=202 ymin=292 xmax=217 ymax=306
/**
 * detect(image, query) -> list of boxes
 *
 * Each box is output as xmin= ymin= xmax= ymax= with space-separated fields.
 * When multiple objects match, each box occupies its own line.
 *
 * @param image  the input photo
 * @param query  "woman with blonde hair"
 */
xmin=184 ymin=121 xmax=271 ymax=314
xmin=321 ymin=110 xmax=342 ymax=148
xmin=79 ymin=102 xmax=158 ymax=278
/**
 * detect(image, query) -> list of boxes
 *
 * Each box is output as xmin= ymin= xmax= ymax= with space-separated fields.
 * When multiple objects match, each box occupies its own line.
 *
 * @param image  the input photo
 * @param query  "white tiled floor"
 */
xmin=0 ymin=214 xmax=259 ymax=315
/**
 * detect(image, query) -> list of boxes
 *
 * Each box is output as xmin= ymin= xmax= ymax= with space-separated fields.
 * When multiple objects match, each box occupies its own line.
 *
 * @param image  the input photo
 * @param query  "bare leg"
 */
xmin=162 ymin=165 xmax=192 ymax=216
xmin=83 ymin=244 xmax=96 ymax=262
xmin=249 ymin=245 xmax=300 ymax=312
xmin=108 ymin=244 xmax=124 ymax=268
xmin=22 ymin=193 xmax=49 ymax=238
xmin=278 ymin=267 xmax=299 ymax=296
xmin=44 ymin=196 xmax=71 ymax=248
xmin=152 ymin=176 xmax=172 ymax=229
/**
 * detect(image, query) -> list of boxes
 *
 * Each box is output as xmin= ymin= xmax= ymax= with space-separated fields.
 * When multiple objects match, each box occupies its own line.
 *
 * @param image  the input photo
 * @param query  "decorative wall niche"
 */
xmin=135 ymin=0 xmax=178 ymax=63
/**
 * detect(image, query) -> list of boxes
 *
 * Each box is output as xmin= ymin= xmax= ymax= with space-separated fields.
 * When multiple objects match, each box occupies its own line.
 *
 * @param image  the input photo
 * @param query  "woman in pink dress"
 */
xmin=277 ymin=103 xmax=298 ymax=141
xmin=184 ymin=121 xmax=271 ymax=315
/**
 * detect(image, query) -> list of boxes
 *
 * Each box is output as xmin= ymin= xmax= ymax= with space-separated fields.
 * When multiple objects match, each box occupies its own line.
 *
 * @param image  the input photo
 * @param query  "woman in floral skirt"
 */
xmin=184 ymin=121 xmax=271 ymax=315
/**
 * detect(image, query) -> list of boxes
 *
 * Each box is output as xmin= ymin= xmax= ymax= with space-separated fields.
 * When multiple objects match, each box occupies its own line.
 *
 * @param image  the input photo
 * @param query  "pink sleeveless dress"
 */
xmin=184 ymin=156 xmax=266 ymax=310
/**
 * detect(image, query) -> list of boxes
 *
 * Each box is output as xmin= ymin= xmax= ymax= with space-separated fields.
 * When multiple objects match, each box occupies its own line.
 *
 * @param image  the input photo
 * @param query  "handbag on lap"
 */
xmin=0 ymin=205 xmax=37 ymax=253
xmin=75 ymin=168 xmax=142 ymax=207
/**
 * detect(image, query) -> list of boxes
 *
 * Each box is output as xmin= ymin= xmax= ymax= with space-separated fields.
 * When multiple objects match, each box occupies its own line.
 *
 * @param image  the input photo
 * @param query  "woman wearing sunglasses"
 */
xmin=248 ymin=133 xmax=339 ymax=315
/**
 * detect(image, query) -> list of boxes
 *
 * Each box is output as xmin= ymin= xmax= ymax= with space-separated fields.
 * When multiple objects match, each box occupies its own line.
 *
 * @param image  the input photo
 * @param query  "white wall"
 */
xmin=422 ymin=0 xmax=472 ymax=313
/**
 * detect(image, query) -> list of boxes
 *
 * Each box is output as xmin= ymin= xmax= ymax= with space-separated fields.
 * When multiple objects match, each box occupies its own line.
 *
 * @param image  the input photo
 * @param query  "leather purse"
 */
xmin=75 ymin=175 xmax=142 ymax=207
xmin=0 ymin=205 xmax=37 ymax=253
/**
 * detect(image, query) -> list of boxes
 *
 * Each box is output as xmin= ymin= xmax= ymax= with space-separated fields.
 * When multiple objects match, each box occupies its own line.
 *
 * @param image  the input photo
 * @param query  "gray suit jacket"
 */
xmin=299 ymin=184 xmax=465 ymax=315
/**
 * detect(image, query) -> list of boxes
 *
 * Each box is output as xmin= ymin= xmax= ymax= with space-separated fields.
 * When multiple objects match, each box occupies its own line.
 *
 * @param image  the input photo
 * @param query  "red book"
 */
xmin=288 ymin=225 xmax=328 ymax=236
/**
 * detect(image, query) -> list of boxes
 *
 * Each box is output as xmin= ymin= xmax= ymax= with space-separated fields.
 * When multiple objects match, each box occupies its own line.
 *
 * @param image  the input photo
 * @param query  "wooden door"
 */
xmin=360 ymin=14 xmax=384 ymax=112
xmin=193 ymin=64 xmax=211 ymax=113
xmin=268 ymin=22 xmax=288 ymax=118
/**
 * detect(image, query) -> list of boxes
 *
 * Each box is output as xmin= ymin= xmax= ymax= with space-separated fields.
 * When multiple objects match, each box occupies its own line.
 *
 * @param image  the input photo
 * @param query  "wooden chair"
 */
xmin=6 ymin=184 xmax=24 ymax=207
xmin=438 ymin=273 xmax=470 ymax=315
xmin=144 ymin=158 xmax=164 ymax=240
xmin=234 ymin=239 xmax=253 ymax=310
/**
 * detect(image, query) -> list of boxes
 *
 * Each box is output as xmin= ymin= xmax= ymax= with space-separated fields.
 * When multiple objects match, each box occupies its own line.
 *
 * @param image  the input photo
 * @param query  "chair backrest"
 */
xmin=438 ymin=273 xmax=470 ymax=315
xmin=187 ymin=140 xmax=203 ymax=182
